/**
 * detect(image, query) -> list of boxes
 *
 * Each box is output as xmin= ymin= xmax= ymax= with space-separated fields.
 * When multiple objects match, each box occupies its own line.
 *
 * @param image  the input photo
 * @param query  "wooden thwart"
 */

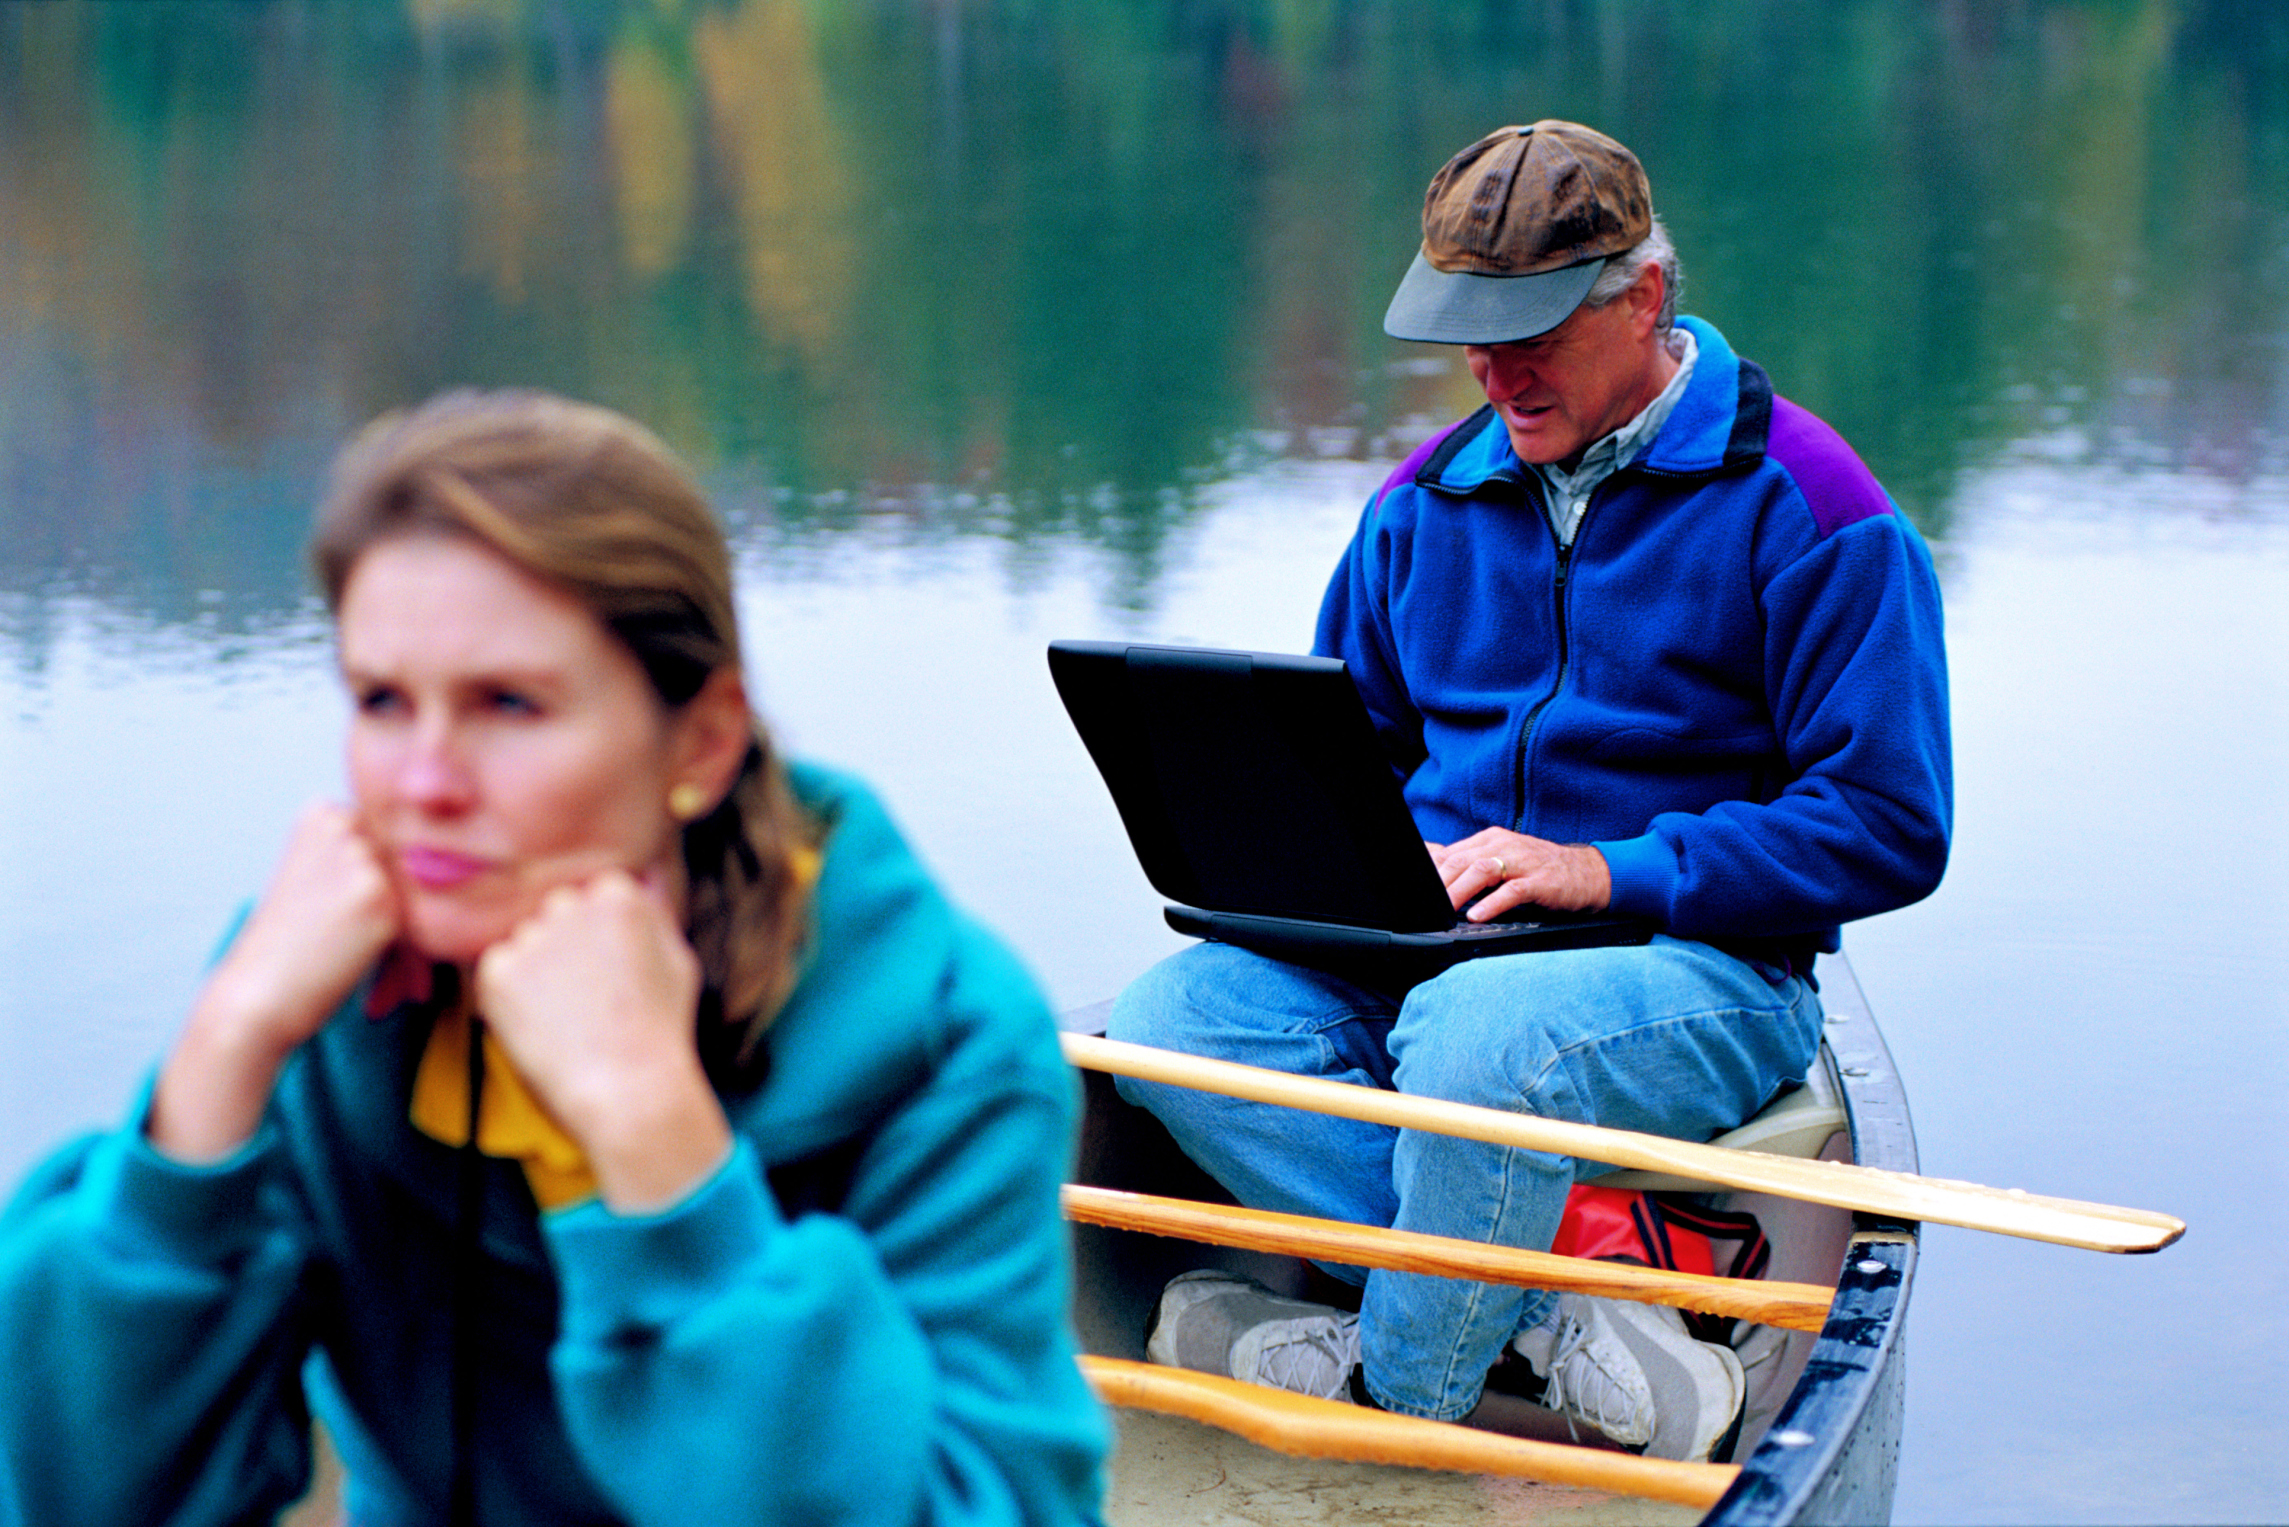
xmin=1063 ymin=1033 xmax=2184 ymax=1254
xmin=1062 ymin=1183 xmax=1834 ymax=1333
xmin=1081 ymin=1356 xmax=1738 ymax=1509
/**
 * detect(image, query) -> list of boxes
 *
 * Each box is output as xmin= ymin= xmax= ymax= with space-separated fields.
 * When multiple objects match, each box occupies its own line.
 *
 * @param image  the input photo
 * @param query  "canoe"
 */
xmin=1059 ymin=949 xmax=1916 ymax=1527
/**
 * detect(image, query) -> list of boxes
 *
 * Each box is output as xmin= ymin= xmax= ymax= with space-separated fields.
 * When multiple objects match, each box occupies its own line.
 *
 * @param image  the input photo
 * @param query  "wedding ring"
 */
xmin=1489 ymin=857 xmax=1507 ymax=879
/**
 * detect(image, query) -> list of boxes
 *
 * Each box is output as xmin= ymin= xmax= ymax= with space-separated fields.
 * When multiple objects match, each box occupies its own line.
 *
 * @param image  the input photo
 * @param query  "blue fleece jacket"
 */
xmin=1316 ymin=317 xmax=1951 ymax=964
xmin=0 ymin=764 xmax=1109 ymax=1527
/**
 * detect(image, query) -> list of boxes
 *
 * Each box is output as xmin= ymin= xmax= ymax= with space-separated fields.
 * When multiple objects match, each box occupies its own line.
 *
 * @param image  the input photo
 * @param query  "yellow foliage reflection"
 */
xmin=607 ymin=26 xmax=698 ymax=277
xmin=694 ymin=0 xmax=856 ymax=364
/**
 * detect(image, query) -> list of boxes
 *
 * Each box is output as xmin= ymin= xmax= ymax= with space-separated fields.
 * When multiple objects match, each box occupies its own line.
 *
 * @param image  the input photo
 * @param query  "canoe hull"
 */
xmin=1066 ymin=950 xmax=1919 ymax=1527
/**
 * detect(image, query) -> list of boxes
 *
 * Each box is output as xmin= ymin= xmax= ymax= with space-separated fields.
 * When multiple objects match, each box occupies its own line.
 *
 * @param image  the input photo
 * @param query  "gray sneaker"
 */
xmin=1145 ymin=1271 xmax=1362 ymax=1402
xmin=1510 ymin=1293 xmax=1745 ymax=1461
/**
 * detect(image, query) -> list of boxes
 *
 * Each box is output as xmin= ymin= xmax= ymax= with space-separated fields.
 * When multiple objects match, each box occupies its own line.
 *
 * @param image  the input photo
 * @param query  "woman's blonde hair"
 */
xmin=312 ymin=390 xmax=816 ymax=1060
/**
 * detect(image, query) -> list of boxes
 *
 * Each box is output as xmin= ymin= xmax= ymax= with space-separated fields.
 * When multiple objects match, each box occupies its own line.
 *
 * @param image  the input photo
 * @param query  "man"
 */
xmin=1107 ymin=121 xmax=1950 ymax=1463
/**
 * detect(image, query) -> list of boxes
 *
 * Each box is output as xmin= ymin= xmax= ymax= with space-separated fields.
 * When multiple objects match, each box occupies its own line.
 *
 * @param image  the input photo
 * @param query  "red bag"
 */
xmin=1550 ymin=1185 xmax=1770 ymax=1343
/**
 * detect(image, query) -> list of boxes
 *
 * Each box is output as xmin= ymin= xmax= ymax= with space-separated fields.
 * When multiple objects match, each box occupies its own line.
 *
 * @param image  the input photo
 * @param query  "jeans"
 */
xmin=1107 ymin=935 xmax=1824 ymax=1421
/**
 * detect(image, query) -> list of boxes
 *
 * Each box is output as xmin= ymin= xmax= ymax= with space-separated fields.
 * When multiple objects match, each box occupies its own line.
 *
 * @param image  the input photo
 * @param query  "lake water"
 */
xmin=4 ymin=3 xmax=2286 ymax=1522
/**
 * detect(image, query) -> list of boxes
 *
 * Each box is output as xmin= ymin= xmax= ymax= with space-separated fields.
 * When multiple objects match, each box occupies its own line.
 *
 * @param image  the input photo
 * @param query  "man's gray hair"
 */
xmin=1583 ymin=217 xmax=1682 ymax=333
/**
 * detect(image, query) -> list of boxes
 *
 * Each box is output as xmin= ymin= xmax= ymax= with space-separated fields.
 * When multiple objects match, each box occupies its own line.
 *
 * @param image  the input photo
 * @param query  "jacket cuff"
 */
xmin=105 ymin=1091 xmax=282 ymax=1262
xmin=544 ymin=1138 xmax=781 ymax=1342
xmin=1593 ymin=833 xmax=1677 ymax=923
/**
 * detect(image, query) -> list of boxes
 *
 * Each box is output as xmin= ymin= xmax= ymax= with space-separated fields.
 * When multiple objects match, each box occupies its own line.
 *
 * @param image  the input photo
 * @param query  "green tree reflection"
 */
xmin=1 ymin=0 xmax=2283 ymax=643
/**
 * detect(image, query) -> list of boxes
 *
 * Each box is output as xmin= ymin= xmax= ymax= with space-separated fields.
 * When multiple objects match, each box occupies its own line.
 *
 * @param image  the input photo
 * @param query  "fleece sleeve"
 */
xmin=1597 ymin=508 xmax=1954 ymax=938
xmin=0 ymin=1113 xmax=317 ymax=1527
xmin=542 ymin=928 xmax=1107 ymax=1527
xmin=1314 ymin=493 xmax=1428 ymax=783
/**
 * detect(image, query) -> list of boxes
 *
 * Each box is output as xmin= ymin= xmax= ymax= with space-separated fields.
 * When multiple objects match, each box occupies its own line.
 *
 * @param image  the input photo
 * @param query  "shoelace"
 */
xmin=1254 ymin=1318 xmax=1360 ymax=1400
xmin=1540 ymin=1311 xmax=1648 ymax=1444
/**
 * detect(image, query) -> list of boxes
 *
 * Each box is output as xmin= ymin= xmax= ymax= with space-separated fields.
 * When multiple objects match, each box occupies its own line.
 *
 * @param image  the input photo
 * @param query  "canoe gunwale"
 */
xmin=1701 ymin=951 xmax=1920 ymax=1526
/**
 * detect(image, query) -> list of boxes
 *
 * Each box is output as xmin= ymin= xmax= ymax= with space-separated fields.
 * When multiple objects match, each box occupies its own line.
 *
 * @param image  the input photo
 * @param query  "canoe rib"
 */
xmin=1081 ymin=1356 xmax=1739 ymax=1510
xmin=1063 ymin=1184 xmax=1834 ymax=1333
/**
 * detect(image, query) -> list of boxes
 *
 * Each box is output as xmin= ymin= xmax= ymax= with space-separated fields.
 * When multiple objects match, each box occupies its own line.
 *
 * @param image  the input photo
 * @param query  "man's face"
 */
xmin=1464 ymin=269 xmax=1668 ymax=467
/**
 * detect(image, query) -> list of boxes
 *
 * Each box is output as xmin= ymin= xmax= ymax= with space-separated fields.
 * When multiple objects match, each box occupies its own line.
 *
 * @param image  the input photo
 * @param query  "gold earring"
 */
xmin=667 ymin=783 xmax=710 ymax=821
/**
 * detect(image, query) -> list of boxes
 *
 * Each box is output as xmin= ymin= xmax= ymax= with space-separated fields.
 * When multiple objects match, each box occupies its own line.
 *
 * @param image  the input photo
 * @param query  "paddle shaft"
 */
xmin=1080 ymin=1356 xmax=1737 ymax=1508
xmin=1064 ymin=1033 xmax=2184 ymax=1254
xmin=1062 ymin=1183 xmax=1832 ymax=1332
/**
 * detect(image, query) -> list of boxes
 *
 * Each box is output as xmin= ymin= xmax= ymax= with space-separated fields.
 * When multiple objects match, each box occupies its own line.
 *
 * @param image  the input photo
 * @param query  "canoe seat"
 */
xmin=1584 ymin=1049 xmax=1847 ymax=1193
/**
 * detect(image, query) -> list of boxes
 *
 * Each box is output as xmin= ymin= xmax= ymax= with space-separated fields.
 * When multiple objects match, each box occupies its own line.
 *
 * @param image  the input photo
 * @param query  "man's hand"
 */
xmin=1429 ymin=828 xmax=1612 ymax=921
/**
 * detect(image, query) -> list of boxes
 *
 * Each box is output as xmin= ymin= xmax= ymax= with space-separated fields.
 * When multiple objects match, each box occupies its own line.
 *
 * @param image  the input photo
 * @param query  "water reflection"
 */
xmin=4 ymin=0 xmax=2287 ymax=663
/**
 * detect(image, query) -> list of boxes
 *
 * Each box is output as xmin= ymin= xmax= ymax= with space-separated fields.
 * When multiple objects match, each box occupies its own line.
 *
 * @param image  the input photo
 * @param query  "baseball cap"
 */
xmin=1383 ymin=121 xmax=1653 ymax=345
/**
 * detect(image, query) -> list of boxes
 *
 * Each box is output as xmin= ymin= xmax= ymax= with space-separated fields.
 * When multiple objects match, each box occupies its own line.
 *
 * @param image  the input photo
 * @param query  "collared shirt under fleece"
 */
xmin=1314 ymin=314 xmax=1952 ymax=968
xmin=1526 ymin=323 xmax=1698 ymax=547
xmin=0 ymin=763 xmax=1110 ymax=1527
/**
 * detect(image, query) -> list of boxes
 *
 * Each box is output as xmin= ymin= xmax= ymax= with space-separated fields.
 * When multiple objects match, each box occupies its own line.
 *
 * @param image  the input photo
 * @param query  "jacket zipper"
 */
xmin=1511 ymin=542 xmax=1572 ymax=832
xmin=1510 ymin=478 xmax=1620 ymax=837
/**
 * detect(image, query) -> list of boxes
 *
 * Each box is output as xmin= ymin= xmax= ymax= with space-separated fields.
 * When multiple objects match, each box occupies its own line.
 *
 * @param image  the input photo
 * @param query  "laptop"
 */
xmin=1048 ymin=640 xmax=1652 ymax=976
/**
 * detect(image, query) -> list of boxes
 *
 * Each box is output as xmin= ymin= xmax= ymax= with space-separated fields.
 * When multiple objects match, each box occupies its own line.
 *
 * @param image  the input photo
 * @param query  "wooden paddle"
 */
xmin=1063 ymin=1183 xmax=1834 ymax=1332
xmin=1062 ymin=1033 xmax=2184 ymax=1254
xmin=1080 ymin=1355 xmax=1738 ymax=1508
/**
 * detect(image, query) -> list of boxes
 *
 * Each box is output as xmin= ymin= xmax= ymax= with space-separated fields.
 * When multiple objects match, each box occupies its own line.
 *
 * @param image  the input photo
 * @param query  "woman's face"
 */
xmin=339 ymin=533 xmax=713 ymax=966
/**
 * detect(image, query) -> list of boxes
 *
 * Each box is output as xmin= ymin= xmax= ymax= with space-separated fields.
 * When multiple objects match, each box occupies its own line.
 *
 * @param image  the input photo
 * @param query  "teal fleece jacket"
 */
xmin=0 ymin=764 xmax=1110 ymax=1526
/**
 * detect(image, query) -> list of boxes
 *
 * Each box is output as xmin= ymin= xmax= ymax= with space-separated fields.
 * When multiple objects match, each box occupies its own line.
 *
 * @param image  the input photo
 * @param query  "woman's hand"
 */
xmin=474 ymin=871 xmax=732 ymax=1214
xmin=150 ymin=803 xmax=402 ymax=1162
xmin=1430 ymin=827 xmax=1613 ymax=922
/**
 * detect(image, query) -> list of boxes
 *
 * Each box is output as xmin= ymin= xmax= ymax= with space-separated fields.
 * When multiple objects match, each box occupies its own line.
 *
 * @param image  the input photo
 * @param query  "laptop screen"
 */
xmin=1049 ymin=641 xmax=1458 ymax=931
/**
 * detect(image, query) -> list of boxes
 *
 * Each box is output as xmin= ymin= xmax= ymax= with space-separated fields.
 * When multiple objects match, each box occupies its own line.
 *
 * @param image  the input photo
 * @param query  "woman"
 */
xmin=0 ymin=392 xmax=1109 ymax=1526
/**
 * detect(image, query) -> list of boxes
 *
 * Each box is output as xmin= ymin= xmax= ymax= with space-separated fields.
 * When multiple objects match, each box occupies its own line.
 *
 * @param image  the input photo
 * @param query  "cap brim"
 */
xmin=1382 ymin=251 xmax=1606 ymax=344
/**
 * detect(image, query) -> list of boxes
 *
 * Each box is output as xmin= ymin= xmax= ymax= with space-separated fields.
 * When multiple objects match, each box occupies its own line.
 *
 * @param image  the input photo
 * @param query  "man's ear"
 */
xmin=671 ymin=666 xmax=755 ymax=811
xmin=1624 ymin=264 xmax=1666 ymax=340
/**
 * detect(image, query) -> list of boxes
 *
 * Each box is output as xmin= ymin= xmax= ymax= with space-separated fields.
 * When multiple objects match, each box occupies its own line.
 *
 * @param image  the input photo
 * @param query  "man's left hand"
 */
xmin=1430 ymin=829 xmax=1612 ymax=920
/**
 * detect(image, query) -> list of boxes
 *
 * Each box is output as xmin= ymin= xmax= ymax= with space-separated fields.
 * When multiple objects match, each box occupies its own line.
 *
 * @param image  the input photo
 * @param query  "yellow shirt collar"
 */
xmin=409 ymin=1004 xmax=598 ymax=1211
xmin=401 ymin=843 xmax=825 ymax=1212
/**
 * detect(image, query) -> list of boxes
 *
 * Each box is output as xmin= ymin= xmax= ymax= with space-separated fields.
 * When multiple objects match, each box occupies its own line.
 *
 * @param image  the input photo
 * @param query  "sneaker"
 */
xmin=1509 ymin=1294 xmax=1745 ymax=1462
xmin=1145 ymin=1270 xmax=1362 ymax=1402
